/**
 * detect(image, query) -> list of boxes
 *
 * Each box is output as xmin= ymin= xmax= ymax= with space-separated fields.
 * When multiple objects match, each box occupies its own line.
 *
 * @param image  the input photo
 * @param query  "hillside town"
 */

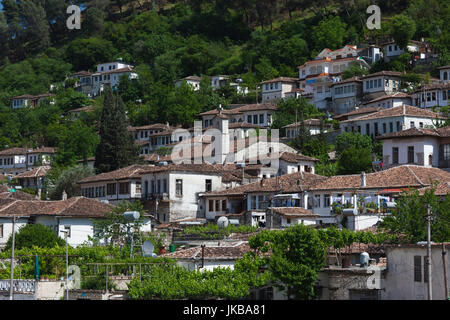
xmin=0 ymin=0 xmax=449 ymax=304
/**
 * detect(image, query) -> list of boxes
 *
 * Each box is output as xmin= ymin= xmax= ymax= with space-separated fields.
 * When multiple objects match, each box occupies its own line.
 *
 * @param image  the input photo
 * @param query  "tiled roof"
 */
xmin=413 ymin=82 xmax=450 ymax=93
xmin=161 ymin=241 xmax=253 ymax=261
xmin=376 ymin=126 xmax=450 ymax=140
xmin=15 ymin=166 xmax=51 ymax=178
xmin=360 ymin=71 xmax=402 ymax=79
xmin=308 ymin=165 xmax=450 ymax=191
xmin=0 ymin=147 xmax=26 ymax=156
xmin=279 ymin=152 xmax=318 ymax=163
xmin=260 ymin=77 xmax=298 ymax=84
xmin=298 ymin=56 xmax=360 ymax=68
xmin=68 ymin=106 xmax=94 ymax=113
xmin=0 ymin=186 xmax=36 ymax=200
xmin=437 ymin=65 xmax=450 ymax=69
xmin=418 ymin=181 xmax=450 ymax=196
xmin=328 ymin=242 xmax=385 ymax=255
xmin=199 ymin=103 xmax=276 ymax=116
xmin=27 ymin=147 xmax=55 ymax=154
xmin=139 ymin=163 xmax=222 ymax=175
xmin=128 ymin=123 xmax=171 ymax=131
xmin=228 ymin=122 xmax=263 ymax=129
xmin=283 ymin=118 xmax=333 ymax=128
xmin=176 ymin=76 xmax=202 ymax=82
xmin=270 ymin=207 xmax=318 ymax=218
xmin=77 ymin=164 xmax=150 ymax=184
xmin=341 ymin=105 xmax=443 ymax=123
xmin=333 ymin=107 xmax=381 ymax=120
xmin=0 ymin=196 xmax=113 ymax=218
xmin=204 ymin=171 xmax=327 ymax=196
xmin=362 ymin=92 xmax=411 ymax=105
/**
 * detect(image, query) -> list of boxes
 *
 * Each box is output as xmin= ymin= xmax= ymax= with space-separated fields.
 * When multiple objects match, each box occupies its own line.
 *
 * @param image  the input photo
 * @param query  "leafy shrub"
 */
xmin=3 ymin=224 xmax=66 ymax=251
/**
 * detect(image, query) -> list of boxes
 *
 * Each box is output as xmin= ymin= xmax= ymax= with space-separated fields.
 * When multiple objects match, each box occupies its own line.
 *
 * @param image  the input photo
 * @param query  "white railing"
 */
xmin=0 ymin=279 xmax=36 ymax=293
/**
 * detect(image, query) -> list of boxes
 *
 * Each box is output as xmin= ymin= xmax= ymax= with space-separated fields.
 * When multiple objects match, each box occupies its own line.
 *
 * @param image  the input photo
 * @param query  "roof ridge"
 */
xmin=405 ymin=165 xmax=425 ymax=186
xmin=0 ymin=199 xmax=19 ymax=212
xmin=58 ymin=197 xmax=79 ymax=214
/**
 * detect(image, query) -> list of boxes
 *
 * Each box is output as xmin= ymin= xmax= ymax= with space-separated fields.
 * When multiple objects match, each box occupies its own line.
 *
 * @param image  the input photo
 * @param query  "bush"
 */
xmin=3 ymin=224 xmax=66 ymax=251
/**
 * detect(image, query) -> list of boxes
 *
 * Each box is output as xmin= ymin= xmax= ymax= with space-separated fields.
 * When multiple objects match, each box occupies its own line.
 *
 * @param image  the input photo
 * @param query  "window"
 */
xmin=248 ymin=115 xmax=252 ymax=123
xmin=259 ymin=114 xmax=264 ymax=124
xmin=157 ymin=179 xmax=161 ymax=193
xmin=389 ymin=122 xmax=393 ymax=132
xmin=135 ymin=182 xmax=142 ymax=194
xmin=432 ymin=92 xmax=436 ymax=101
xmin=366 ymin=123 xmax=370 ymax=135
xmin=251 ymin=196 xmax=257 ymax=210
xmin=209 ymin=200 xmax=214 ymax=211
xmin=253 ymin=115 xmax=258 ymax=124
xmin=163 ymin=179 xmax=167 ymax=193
xmin=374 ymin=123 xmax=379 ymax=136
xmin=419 ymin=122 xmax=423 ymax=128
xmin=205 ymin=179 xmax=212 ymax=192
xmin=410 ymin=121 xmax=415 ymax=128
xmin=222 ymin=200 xmax=227 ymax=212
xmin=286 ymin=218 xmax=291 ymax=224
xmin=215 ymin=200 xmax=220 ymax=211
xmin=443 ymin=144 xmax=450 ymax=160
xmin=176 ymin=179 xmax=183 ymax=196
xmin=324 ymin=194 xmax=330 ymax=207
xmin=383 ymin=123 xmax=386 ymax=134
xmin=392 ymin=147 xmax=399 ymax=164
xmin=0 ymin=224 xmax=3 ymax=238
xmin=414 ymin=256 xmax=422 ymax=282
xmin=63 ymin=225 xmax=71 ymax=238
xmin=314 ymin=195 xmax=321 ymax=208
xmin=408 ymin=146 xmax=414 ymax=163
xmin=396 ymin=121 xmax=401 ymax=131
xmin=119 ymin=182 xmax=129 ymax=194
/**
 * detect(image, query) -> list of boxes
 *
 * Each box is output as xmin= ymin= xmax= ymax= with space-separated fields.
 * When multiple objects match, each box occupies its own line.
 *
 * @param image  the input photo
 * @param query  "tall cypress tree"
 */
xmin=95 ymin=86 xmax=139 ymax=173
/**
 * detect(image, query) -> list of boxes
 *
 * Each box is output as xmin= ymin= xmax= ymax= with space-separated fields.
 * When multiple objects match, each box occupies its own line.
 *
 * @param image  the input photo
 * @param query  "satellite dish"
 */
xmin=217 ymin=216 xmax=229 ymax=229
xmin=142 ymin=240 xmax=154 ymax=257
xmin=124 ymin=211 xmax=140 ymax=221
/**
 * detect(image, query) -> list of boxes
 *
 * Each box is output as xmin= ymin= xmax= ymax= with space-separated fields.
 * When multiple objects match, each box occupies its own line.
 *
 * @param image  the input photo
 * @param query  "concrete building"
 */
xmin=11 ymin=94 xmax=55 ymax=109
xmin=362 ymin=92 xmax=412 ymax=109
xmin=0 ymin=147 xmax=55 ymax=177
xmin=331 ymin=76 xmax=363 ymax=114
xmin=260 ymin=77 xmax=299 ymax=102
xmin=438 ymin=65 xmax=450 ymax=83
xmin=78 ymin=164 xmax=149 ymax=204
xmin=0 ymin=197 xmax=121 ymax=248
xmin=360 ymin=71 xmax=402 ymax=101
xmin=412 ymin=82 xmax=450 ymax=109
xmin=339 ymin=105 xmax=445 ymax=138
xmin=383 ymin=243 xmax=449 ymax=300
xmin=283 ymin=119 xmax=333 ymax=138
xmin=174 ymin=76 xmax=202 ymax=91
xmin=382 ymin=39 xmax=434 ymax=63
xmin=377 ymin=126 xmax=450 ymax=169
xmin=140 ymin=164 xmax=223 ymax=223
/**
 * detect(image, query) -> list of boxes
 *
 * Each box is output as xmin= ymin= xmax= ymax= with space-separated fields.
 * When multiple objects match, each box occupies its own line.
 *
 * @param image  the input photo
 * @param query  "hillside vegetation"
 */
xmin=0 ymin=0 xmax=448 ymax=168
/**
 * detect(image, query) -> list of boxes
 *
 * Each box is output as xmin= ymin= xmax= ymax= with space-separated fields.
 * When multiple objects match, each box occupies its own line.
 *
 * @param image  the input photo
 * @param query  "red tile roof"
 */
xmin=161 ymin=241 xmax=253 ymax=261
xmin=341 ymin=105 xmax=443 ymax=123
xmin=261 ymin=77 xmax=298 ymax=84
xmin=270 ymin=207 xmax=319 ymax=218
xmin=376 ymin=126 xmax=450 ymax=140
xmin=199 ymin=103 xmax=276 ymax=116
xmin=77 ymin=164 xmax=150 ymax=184
xmin=15 ymin=166 xmax=51 ymax=178
xmin=308 ymin=165 xmax=450 ymax=191
xmin=0 ymin=196 xmax=113 ymax=218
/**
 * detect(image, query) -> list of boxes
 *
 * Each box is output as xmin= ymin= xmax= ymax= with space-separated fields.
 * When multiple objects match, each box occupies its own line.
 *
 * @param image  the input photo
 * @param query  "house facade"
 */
xmin=339 ymin=105 xmax=445 ymax=138
xmin=11 ymin=94 xmax=55 ymax=109
xmin=331 ymin=77 xmax=363 ymax=114
xmin=0 ymin=147 xmax=55 ymax=176
xmin=260 ymin=77 xmax=299 ymax=102
xmin=377 ymin=126 xmax=450 ymax=169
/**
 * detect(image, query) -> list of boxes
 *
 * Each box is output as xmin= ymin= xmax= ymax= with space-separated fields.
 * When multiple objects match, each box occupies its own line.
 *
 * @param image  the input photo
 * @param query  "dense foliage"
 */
xmin=3 ymin=224 xmax=66 ymax=251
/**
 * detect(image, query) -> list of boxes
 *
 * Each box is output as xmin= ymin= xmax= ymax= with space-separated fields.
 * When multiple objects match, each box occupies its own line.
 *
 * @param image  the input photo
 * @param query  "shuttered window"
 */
xmin=414 ymin=256 xmax=422 ymax=282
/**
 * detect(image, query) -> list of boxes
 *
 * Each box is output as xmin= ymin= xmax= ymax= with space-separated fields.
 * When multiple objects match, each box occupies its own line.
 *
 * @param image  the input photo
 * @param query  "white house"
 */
xmin=200 ymin=103 xmax=277 ymax=129
xmin=438 ymin=65 xmax=450 ymax=83
xmin=11 ymin=94 xmax=55 ymax=109
xmin=383 ymin=243 xmax=450 ymax=300
xmin=307 ymin=165 xmax=450 ymax=228
xmin=360 ymin=71 xmax=402 ymax=99
xmin=0 ymin=197 xmax=124 ymax=248
xmin=140 ymin=164 xmax=223 ymax=223
xmin=412 ymin=82 xmax=450 ymax=109
xmin=339 ymin=105 xmax=445 ymax=138
xmin=382 ymin=39 xmax=434 ymax=63
xmin=362 ymin=92 xmax=412 ymax=109
xmin=297 ymin=45 xmax=370 ymax=110
xmin=283 ymin=119 xmax=333 ymax=138
xmin=0 ymin=147 xmax=55 ymax=177
xmin=15 ymin=166 xmax=51 ymax=198
xmin=260 ymin=77 xmax=299 ymax=102
xmin=174 ymin=76 xmax=202 ymax=91
xmin=377 ymin=126 xmax=450 ymax=169
xmin=78 ymin=164 xmax=149 ymax=204
xmin=331 ymin=76 xmax=363 ymax=114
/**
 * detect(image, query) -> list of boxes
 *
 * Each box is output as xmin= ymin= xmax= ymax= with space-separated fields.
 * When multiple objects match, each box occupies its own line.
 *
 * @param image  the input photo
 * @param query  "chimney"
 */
xmin=218 ymin=104 xmax=222 ymax=113
xmin=361 ymin=172 xmax=366 ymax=187
xmin=62 ymin=190 xmax=67 ymax=200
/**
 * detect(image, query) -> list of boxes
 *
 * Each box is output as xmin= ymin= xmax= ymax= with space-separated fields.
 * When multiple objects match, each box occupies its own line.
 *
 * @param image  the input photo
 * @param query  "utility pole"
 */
xmin=9 ymin=216 xmax=16 ymax=300
xmin=60 ymin=229 xmax=69 ymax=300
xmin=443 ymin=243 xmax=448 ymax=300
xmin=427 ymin=205 xmax=432 ymax=300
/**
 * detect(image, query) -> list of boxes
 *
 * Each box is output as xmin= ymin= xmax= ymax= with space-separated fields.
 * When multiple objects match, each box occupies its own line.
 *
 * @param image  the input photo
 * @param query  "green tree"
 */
xmin=337 ymin=145 xmax=373 ymax=175
xmin=389 ymin=14 xmax=417 ymax=50
xmin=311 ymin=16 xmax=347 ymax=51
xmin=4 ymin=224 xmax=66 ymax=251
xmin=94 ymin=86 xmax=139 ymax=173
xmin=380 ymin=187 xmax=450 ymax=243
xmin=46 ymin=165 xmax=95 ymax=200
